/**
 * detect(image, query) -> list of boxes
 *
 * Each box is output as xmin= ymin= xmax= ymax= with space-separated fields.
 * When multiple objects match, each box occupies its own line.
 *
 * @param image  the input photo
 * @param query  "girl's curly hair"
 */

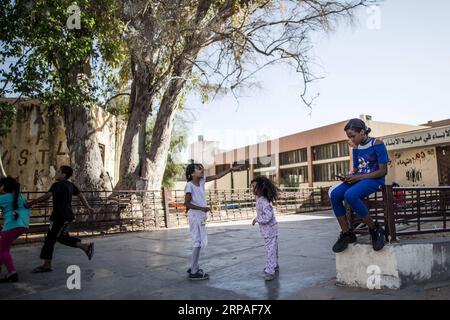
xmin=251 ymin=176 xmax=279 ymax=203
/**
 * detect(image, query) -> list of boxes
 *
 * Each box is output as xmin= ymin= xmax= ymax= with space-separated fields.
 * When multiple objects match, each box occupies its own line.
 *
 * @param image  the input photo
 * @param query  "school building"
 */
xmin=209 ymin=115 xmax=450 ymax=189
xmin=382 ymin=120 xmax=450 ymax=186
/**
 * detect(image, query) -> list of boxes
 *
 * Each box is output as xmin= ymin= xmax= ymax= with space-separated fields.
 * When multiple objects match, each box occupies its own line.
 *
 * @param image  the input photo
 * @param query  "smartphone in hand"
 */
xmin=335 ymin=175 xmax=345 ymax=181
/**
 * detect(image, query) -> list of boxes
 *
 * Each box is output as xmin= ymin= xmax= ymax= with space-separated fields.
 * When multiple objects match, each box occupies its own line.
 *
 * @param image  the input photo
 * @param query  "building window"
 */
xmin=253 ymin=154 xmax=275 ymax=169
xmin=279 ymin=148 xmax=307 ymax=166
xmin=232 ymin=160 xmax=250 ymax=171
xmin=313 ymin=161 xmax=350 ymax=182
xmin=253 ymin=170 xmax=277 ymax=183
xmin=280 ymin=166 xmax=308 ymax=187
xmin=312 ymin=141 xmax=349 ymax=161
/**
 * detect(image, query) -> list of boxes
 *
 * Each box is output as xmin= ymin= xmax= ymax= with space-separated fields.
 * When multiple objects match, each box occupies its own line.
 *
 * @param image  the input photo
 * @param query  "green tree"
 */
xmin=0 ymin=102 xmax=15 ymax=177
xmin=0 ymin=0 xmax=128 ymax=189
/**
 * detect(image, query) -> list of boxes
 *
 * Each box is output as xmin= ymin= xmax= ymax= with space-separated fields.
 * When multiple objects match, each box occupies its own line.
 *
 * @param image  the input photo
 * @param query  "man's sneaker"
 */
xmin=369 ymin=223 xmax=385 ymax=251
xmin=264 ymin=272 xmax=275 ymax=281
xmin=188 ymin=270 xmax=209 ymax=281
xmin=332 ymin=231 xmax=357 ymax=253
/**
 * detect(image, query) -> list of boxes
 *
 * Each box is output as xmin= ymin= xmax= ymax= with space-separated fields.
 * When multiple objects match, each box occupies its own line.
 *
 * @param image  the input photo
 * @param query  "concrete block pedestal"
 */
xmin=336 ymin=239 xmax=450 ymax=289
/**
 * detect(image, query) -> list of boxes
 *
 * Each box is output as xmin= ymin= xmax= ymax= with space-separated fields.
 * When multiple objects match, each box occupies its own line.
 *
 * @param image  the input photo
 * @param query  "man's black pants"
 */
xmin=40 ymin=219 xmax=81 ymax=260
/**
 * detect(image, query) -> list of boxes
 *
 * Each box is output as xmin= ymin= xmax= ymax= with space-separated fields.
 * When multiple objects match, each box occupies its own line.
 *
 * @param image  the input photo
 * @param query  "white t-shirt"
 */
xmin=184 ymin=177 xmax=207 ymax=211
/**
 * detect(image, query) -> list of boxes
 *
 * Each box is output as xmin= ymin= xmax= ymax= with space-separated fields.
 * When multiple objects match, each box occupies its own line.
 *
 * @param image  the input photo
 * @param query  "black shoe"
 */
xmin=370 ymin=223 xmax=385 ymax=251
xmin=0 ymin=273 xmax=18 ymax=283
xmin=187 ymin=268 xmax=203 ymax=274
xmin=31 ymin=266 xmax=52 ymax=273
xmin=188 ymin=270 xmax=209 ymax=281
xmin=86 ymin=243 xmax=94 ymax=260
xmin=332 ymin=231 xmax=357 ymax=253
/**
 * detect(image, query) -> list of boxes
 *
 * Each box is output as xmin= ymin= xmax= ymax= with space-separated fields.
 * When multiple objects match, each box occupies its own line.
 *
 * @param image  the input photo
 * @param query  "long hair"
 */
xmin=185 ymin=163 xmax=204 ymax=181
xmin=251 ymin=176 xmax=279 ymax=203
xmin=0 ymin=176 xmax=21 ymax=220
xmin=344 ymin=118 xmax=371 ymax=134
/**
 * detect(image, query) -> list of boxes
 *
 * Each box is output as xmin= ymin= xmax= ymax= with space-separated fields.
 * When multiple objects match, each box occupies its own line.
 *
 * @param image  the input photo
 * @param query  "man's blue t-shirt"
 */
xmin=352 ymin=137 xmax=389 ymax=184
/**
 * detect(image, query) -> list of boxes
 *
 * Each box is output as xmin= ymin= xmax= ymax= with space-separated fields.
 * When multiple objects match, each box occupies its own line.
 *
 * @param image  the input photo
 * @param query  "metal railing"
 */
xmin=3 ymin=185 xmax=449 ymax=243
xmin=163 ymin=187 xmax=331 ymax=228
xmin=349 ymin=185 xmax=450 ymax=241
xmin=1 ymin=187 xmax=331 ymax=244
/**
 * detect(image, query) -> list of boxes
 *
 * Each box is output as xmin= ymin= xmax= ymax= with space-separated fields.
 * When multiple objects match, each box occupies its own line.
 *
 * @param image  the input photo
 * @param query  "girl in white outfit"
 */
xmin=184 ymin=163 xmax=240 ymax=280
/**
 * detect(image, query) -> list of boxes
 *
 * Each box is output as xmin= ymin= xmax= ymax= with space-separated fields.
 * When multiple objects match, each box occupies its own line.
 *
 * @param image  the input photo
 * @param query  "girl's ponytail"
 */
xmin=13 ymin=180 xmax=20 ymax=211
xmin=0 ymin=177 xmax=21 ymax=220
xmin=13 ymin=179 xmax=20 ymax=220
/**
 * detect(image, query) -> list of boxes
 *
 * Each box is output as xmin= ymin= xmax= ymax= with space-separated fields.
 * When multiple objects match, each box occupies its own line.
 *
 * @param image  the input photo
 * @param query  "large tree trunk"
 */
xmin=55 ymin=56 xmax=113 ymax=191
xmin=115 ymin=64 xmax=152 ymax=190
xmin=117 ymin=57 xmax=194 ymax=191
xmin=63 ymin=105 xmax=112 ymax=191
xmin=143 ymin=60 xmax=195 ymax=190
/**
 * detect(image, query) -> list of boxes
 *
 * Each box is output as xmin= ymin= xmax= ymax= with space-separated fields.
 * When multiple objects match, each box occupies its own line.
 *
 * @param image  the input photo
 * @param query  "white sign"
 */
xmin=66 ymin=265 xmax=81 ymax=290
xmin=367 ymin=265 xmax=381 ymax=290
xmin=382 ymin=126 xmax=450 ymax=151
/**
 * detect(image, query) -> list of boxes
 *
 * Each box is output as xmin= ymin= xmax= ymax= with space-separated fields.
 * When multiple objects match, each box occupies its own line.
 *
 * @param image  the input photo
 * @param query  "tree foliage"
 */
xmin=0 ymin=0 xmax=127 ymax=111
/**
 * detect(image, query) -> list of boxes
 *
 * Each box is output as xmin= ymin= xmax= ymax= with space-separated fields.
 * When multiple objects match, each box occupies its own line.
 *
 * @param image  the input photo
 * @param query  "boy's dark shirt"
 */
xmin=48 ymin=180 xmax=80 ymax=222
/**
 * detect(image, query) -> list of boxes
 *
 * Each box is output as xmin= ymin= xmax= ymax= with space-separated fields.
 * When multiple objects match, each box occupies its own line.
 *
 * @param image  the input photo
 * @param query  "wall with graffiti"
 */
xmin=386 ymin=147 xmax=439 ymax=186
xmin=0 ymin=102 xmax=124 ymax=192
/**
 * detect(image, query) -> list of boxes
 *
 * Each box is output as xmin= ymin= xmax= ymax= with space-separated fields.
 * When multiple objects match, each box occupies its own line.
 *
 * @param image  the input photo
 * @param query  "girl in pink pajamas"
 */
xmin=251 ymin=176 xmax=279 ymax=281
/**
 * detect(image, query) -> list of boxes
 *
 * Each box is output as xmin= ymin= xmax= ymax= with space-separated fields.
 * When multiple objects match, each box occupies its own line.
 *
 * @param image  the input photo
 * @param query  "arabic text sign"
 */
xmin=382 ymin=127 xmax=450 ymax=151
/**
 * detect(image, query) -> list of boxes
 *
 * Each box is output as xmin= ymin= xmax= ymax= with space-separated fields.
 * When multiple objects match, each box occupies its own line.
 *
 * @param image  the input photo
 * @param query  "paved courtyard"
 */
xmin=1 ymin=211 xmax=450 ymax=300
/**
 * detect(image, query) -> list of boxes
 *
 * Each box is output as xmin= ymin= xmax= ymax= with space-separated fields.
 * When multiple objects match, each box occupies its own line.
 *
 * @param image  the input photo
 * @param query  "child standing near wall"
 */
xmin=184 ymin=163 xmax=240 ymax=280
xmin=251 ymin=176 xmax=279 ymax=281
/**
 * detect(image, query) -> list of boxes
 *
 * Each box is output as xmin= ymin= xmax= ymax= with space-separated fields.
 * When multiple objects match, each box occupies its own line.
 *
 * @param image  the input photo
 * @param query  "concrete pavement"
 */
xmin=1 ymin=211 xmax=450 ymax=300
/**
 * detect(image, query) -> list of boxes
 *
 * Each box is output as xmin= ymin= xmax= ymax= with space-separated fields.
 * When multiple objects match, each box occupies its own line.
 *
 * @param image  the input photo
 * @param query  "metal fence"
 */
xmin=166 ymin=187 xmax=331 ymax=227
xmin=348 ymin=185 xmax=450 ymax=241
xmin=2 ymin=187 xmax=331 ymax=244
xmin=3 ymin=185 xmax=450 ymax=244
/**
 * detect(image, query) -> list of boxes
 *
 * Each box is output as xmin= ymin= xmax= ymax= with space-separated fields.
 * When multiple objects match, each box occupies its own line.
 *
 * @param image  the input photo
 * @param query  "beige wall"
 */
xmin=386 ymin=147 xmax=439 ymax=186
xmin=0 ymin=101 xmax=124 ymax=191
xmin=366 ymin=120 xmax=428 ymax=139
xmin=233 ymin=171 xmax=249 ymax=189
xmin=215 ymin=174 xmax=232 ymax=189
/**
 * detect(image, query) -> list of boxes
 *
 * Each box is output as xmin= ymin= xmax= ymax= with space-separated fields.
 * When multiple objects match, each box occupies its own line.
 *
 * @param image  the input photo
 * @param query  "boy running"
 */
xmin=26 ymin=165 xmax=95 ymax=272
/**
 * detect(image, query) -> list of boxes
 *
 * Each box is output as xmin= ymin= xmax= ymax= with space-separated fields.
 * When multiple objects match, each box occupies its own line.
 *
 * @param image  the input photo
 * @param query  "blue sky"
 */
xmin=182 ymin=0 xmax=450 ymax=159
